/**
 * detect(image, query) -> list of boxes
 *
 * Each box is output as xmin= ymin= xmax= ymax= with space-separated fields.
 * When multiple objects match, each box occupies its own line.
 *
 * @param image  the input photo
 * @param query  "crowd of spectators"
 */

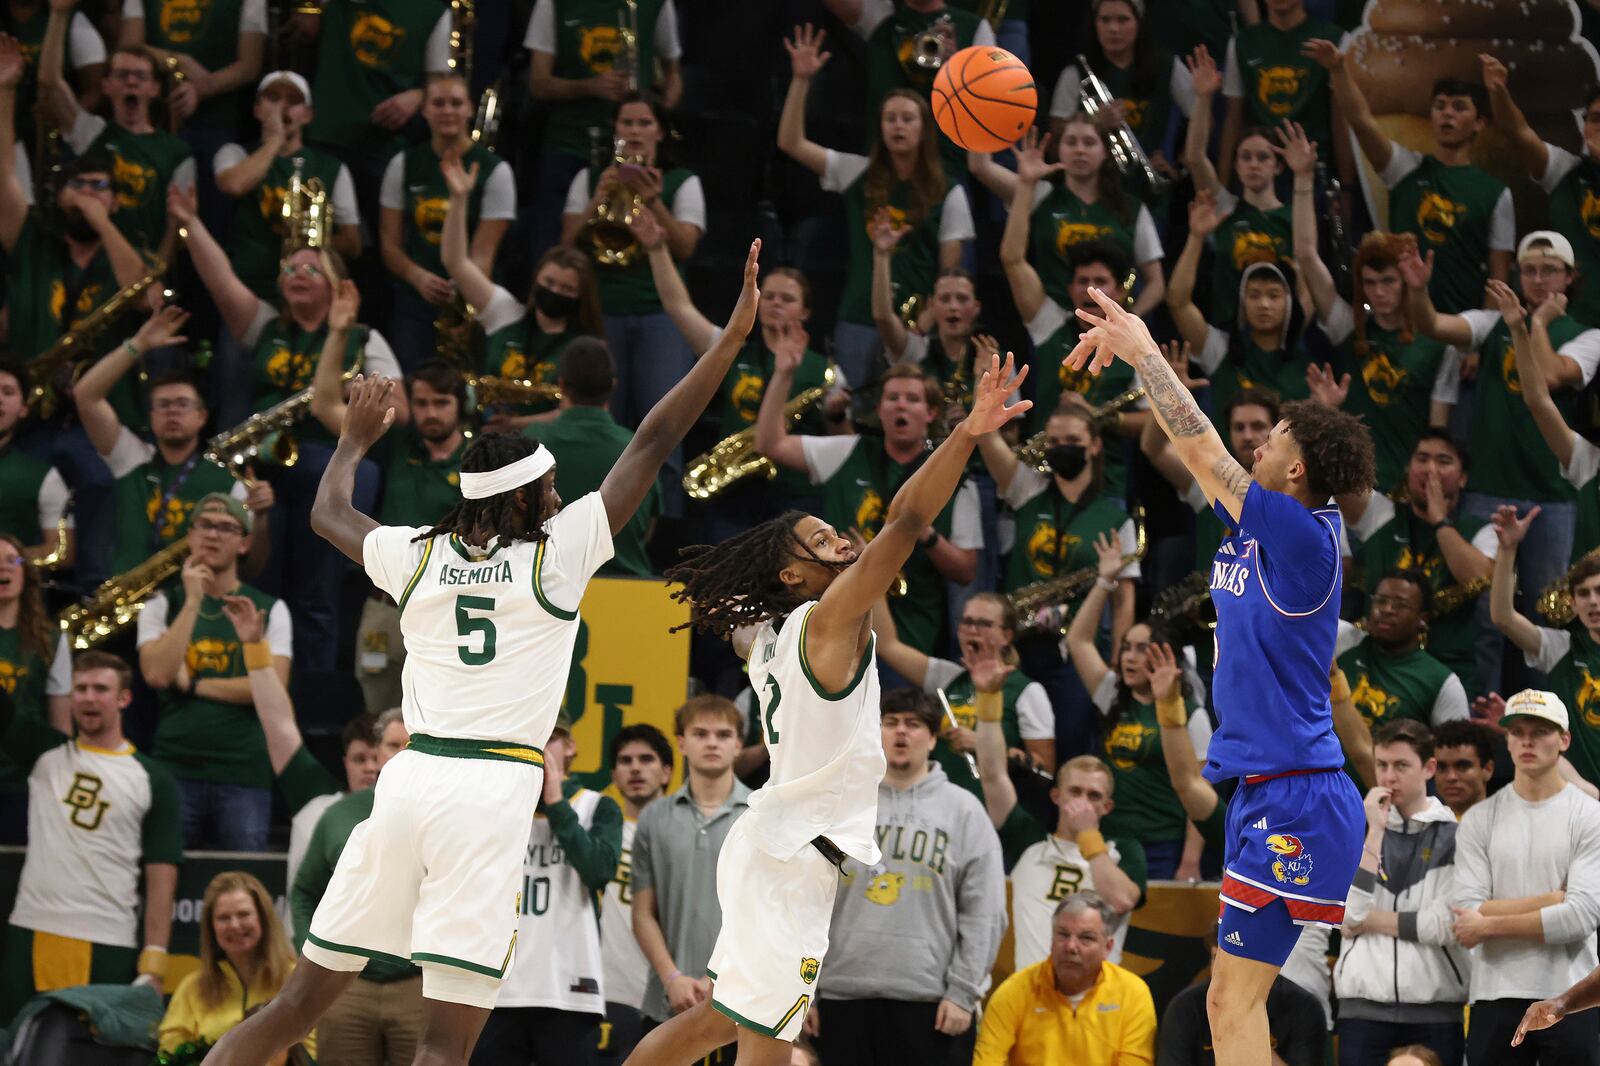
xmin=3 ymin=0 xmax=1600 ymax=1062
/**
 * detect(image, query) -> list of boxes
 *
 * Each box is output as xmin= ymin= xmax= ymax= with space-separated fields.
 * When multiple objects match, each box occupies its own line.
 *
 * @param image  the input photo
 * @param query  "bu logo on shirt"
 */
xmin=1266 ymin=833 xmax=1313 ymax=886
xmin=63 ymin=772 xmax=109 ymax=831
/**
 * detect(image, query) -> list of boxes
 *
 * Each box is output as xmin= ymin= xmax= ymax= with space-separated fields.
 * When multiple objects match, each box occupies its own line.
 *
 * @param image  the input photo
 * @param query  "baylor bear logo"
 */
xmin=349 ymin=13 xmax=405 ymax=68
xmin=730 ymin=370 xmax=766 ymax=424
xmin=580 ymin=25 xmax=625 ymax=74
xmin=855 ymin=488 xmax=886 ymax=540
xmin=112 ymin=152 xmax=154 ymax=211
xmin=1350 ymin=672 xmax=1400 ymax=726
xmin=1500 ymin=338 xmax=1522 ymax=395
xmin=186 ymin=638 xmax=235 ymax=677
xmin=1026 ymin=523 xmax=1079 ymax=579
xmin=1361 ymin=352 xmax=1407 ymax=407
xmin=412 ymin=196 xmax=449 ymax=246
xmin=145 ymin=491 xmax=192 ymax=541
xmin=158 ymin=0 xmax=210 ymax=44
xmin=1256 ymin=65 xmax=1304 ymax=117
xmin=1104 ymin=719 xmax=1155 ymax=771
xmin=265 ymin=345 xmax=314 ymax=391
xmin=1576 ymin=663 xmax=1600 ymax=729
xmin=865 ymin=871 xmax=905 ymax=905
xmin=0 ymin=659 xmax=24 ymax=696
xmin=1231 ymin=230 xmax=1282 ymax=271
xmin=1583 ymin=187 xmax=1600 ymax=240
xmin=1058 ymin=358 xmax=1094 ymax=396
xmin=1416 ymin=192 xmax=1464 ymax=246
xmin=1054 ymin=220 xmax=1113 ymax=260
xmin=800 ymin=957 xmax=820 ymax=984
xmin=49 ymin=280 xmax=104 ymax=327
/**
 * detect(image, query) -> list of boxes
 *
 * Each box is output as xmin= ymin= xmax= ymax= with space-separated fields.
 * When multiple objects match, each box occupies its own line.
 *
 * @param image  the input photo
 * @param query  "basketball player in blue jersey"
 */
xmin=1067 ymin=287 xmax=1375 ymax=1066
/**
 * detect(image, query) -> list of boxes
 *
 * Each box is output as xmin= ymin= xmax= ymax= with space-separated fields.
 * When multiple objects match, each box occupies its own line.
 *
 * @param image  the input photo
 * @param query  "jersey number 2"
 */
xmin=455 ymin=595 xmax=497 ymax=665
xmin=758 ymin=675 xmax=782 ymax=745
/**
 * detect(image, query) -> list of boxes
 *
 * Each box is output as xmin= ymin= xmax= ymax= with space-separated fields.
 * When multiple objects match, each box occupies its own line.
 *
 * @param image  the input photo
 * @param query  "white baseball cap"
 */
xmin=1517 ymin=230 xmax=1576 ymax=269
xmin=1501 ymin=688 xmax=1570 ymax=732
xmin=257 ymin=71 xmax=312 ymax=108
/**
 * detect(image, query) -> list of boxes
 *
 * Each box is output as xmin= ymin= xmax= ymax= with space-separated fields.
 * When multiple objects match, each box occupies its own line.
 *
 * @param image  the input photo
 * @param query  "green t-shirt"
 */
xmin=715 ymin=337 xmax=830 ymax=498
xmin=1205 ymin=331 xmax=1311 ymax=426
xmin=0 ymin=627 xmax=53 ymax=793
xmin=1028 ymin=185 xmax=1137 ymax=313
xmin=524 ymin=406 xmax=658 ymax=577
xmin=110 ymin=446 xmax=240 ymax=573
xmin=931 ymin=665 xmax=1034 ymax=800
xmin=275 ymin=743 xmax=339 ymax=817
xmin=1153 ymin=0 xmax=1232 ymax=68
xmin=1024 ymin=312 xmax=1136 ymax=499
xmin=0 ymin=444 xmax=49 ymax=546
xmin=864 ymin=5 xmax=987 ymax=181
xmin=5 ymin=211 xmax=121 ymax=362
xmin=137 ymin=0 xmax=250 ymax=128
xmin=539 ymin=0 xmax=668 ymax=160
xmin=1547 ymin=152 xmax=1600 ymax=327
xmin=1469 ymin=313 xmax=1592 ymax=501
xmin=1099 ymin=695 xmax=1201 ymax=845
xmin=835 ymin=157 xmax=946 ymax=327
xmin=1229 ymin=17 xmax=1341 ymax=160
xmin=248 ymin=318 xmax=369 ymax=447
xmin=1210 ymin=199 xmax=1293 ymax=325
xmin=1337 ymin=632 xmax=1458 ymax=731
xmin=1353 ymin=502 xmax=1490 ymax=695
xmin=227 ymin=146 xmax=346 ymax=299
xmin=583 ymin=164 xmax=693 ymax=316
xmin=478 ymin=294 xmax=579 ymax=417
xmin=1003 ymin=482 xmax=1129 ymax=595
xmin=397 ymin=141 xmax=499 ymax=277
xmin=84 ymin=121 xmax=190 ymax=254
xmin=377 ymin=427 xmax=466 ymax=529
xmin=1328 ymin=308 xmax=1449 ymax=492
xmin=816 ymin=436 xmax=958 ymax=653
xmin=1537 ymin=623 xmax=1600 ymax=788
xmin=1386 ymin=155 xmax=1508 ymax=315
xmin=306 ymin=0 xmax=443 ymax=162
xmin=151 ymin=583 xmax=281 ymax=786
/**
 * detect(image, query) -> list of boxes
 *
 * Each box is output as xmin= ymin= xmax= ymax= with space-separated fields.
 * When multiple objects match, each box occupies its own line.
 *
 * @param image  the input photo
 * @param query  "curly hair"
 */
xmin=412 ymin=433 xmax=556 ymax=546
xmin=1280 ymin=400 xmax=1376 ymax=500
xmin=663 ymin=511 xmax=840 ymax=637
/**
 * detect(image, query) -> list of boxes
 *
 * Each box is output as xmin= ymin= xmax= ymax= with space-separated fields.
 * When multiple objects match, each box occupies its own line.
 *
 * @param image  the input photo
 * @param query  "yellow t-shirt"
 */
xmin=973 ymin=958 xmax=1156 ymax=1066
xmin=156 ymin=958 xmax=317 ymax=1057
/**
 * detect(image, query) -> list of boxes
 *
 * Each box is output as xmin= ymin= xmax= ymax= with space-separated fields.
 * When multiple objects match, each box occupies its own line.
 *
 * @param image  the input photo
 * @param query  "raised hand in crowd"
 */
xmin=1471 ymin=691 xmax=1507 ymax=730
xmin=1013 ymin=127 xmax=1064 ymax=185
xmin=1159 ymin=340 xmax=1207 ymax=391
xmin=1275 ymin=119 xmax=1317 ymax=176
xmin=1186 ymin=44 xmax=1222 ymax=98
xmin=1479 ymin=52 xmax=1510 ymax=95
xmin=869 ymin=209 xmax=911 ymax=256
xmin=1146 ymin=641 xmax=1183 ymax=706
xmin=1306 ymin=363 xmax=1351 ymax=409
xmin=329 ymin=279 xmax=360 ymax=332
xmin=221 ymin=594 xmax=266 ymax=645
xmin=1186 ymin=188 xmax=1220 ymax=240
xmin=1491 ymin=502 xmax=1541 ymax=551
xmin=1486 ymin=278 xmax=1525 ymax=326
xmin=166 ymin=180 xmax=197 ymax=225
xmin=1300 ymin=36 xmax=1344 ymax=72
xmin=132 ymin=304 xmax=191 ymax=353
xmin=629 ymin=204 xmax=666 ymax=251
xmin=784 ymin=22 xmax=831 ymax=81
xmin=441 ymin=153 xmax=479 ymax=200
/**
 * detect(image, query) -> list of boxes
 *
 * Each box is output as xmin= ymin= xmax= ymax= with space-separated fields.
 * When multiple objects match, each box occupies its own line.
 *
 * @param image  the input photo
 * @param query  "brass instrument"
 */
xmin=281 ymin=157 xmax=330 ymax=255
xmin=465 ymin=372 xmax=562 ymax=409
xmin=1432 ymin=576 xmax=1489 ymax=617
xmin=27 ymin=263 xmax=166 ymax=420
xmin=618 ymin=0 xmax=641 ymax=91
xmin=447 ymin=0 xmax=474 ymax=79
xmin=434 ymin=295 xmax=478 ymax=365
xmin=27 ymin=518 xmax=70 ymax=572
xmin=203 ymin=358 xmax=361 ymax=479
xmin=472 ymin=80 xmax=502 ymax=147
xmin=684 ymin=365 xmax=837 ymax=500
xmin=585 ymin=138 xmax=647 ymax=267
xmin=59 ymin=539 xmax=190 ymax=650
xmin=977 ymin=0 xmax=1010 ymax=24
xmin=1150 ymin=571 xmax=1216 ymax=633
xmin=910 ymin=14 xmax=954 ymax=71
xmin=1013 ymin=387 xmax=1145 ymax=473
xmin=898 ymin=293 xmax=925 ymax=334
xmin=1537 ymin=550 xmax=1600 ymax=626
xmin=1077 ymin=54 xmax=1170 ymax=196
xmin=1010 ymin=506 xmax=1147 ymax=635
xmin=162 ymin=56 xmax=186 ymax=134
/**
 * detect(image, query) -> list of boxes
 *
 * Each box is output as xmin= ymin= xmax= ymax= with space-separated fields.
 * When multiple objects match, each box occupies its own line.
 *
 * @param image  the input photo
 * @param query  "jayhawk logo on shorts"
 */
xmin=1360 ymin=352 xmax=1407 ymax=407
xmin=0 ymin=659 xmax=24 ymax=696
xmin=1231 ymin=229 xmax=1283 ymax=271
xmin=186 ymin=638 xmax=235 ymax=677
xmin=158 ymin=0 xmax=210 ymax=44
xmin=865 ymin=871 xmax=905 ymax=905
xmin=349 ymin=13 xmax=404 ymax=68
xmin=579 ymin=25 xmax=625 ymax=73
xmin=1266 ymin=833 xmax=1314 ymax=886
xmin=1576 ymin=663 xmax=1600 ymax=728
xmin=1350 ymin=673 xmax=1399 ymax=726
xmin=800 ymin=957 xmax=820 ymax=984
xmin=730 ymin=370 xmax=766 ymax=424
xmin=1582 ymin=187 xmax=1600 ymax=239
xmin=1054 ymin=220 xmax=1113 ymax=260
xmin=1256 ymin=66 xmax=1304 ymax=117
xmin=1416 ymin=192 xmax=1464 ymax=246
xmin=412 ymin=195 xmax=449 ymax=245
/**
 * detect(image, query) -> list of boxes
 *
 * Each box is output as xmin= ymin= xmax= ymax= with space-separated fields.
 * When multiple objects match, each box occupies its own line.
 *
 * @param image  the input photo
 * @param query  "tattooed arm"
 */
xmin=1068 ymin=287 xmax=1251 ymax=521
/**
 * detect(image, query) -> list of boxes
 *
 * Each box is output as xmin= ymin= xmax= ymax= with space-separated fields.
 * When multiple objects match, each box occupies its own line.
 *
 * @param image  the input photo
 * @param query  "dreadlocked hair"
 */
xmin=411 ymin=433 xmax=554 ymax=547
xmin=664 ymin=511 xmax=838 ymax=637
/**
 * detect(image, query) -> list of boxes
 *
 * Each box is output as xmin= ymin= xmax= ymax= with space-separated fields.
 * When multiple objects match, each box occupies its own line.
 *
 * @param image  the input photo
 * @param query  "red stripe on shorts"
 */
xmin=1220 ymin=874 xmax=1277 ymax=909
xmin=1283 ymin=897 xmax=1346 ymax=925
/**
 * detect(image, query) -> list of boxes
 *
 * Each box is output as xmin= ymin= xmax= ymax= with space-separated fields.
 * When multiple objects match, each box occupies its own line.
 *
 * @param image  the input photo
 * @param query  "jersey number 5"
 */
xmin=455 ymin=595 xmax=497 ymax=665
xmin=757 ymin=674 xmax=782 ymax=746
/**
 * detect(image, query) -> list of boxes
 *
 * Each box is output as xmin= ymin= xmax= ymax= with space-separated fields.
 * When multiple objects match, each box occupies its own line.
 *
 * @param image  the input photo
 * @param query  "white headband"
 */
xmin=458 ymin=446 xmax=556 ymax=500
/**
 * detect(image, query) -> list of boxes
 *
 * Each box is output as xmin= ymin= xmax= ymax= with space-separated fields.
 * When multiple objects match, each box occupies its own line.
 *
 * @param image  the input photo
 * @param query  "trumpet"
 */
xmin=684 ymin=365 xmax=837 ymax=500
xmin=465 ymin=372 xmax=562 ymax=410
xmin=1010 ymin=506 xmax=1147 ymax=635
xmin=1014 ymin=387 xmax=1145 ymax=473
xmin=1077 ymin=54 xmax=1170 ymax=196
xmin=585 ymin=138 xmax=646 ymax=267
xmin=911 ymin=15 xmax=954 ymax=71
xmin=28 ymin=263 xmax=166 ymax=420
xmin=59 ymin=539 xmax=190 ymax=650
xmin=618 ymin=0 xmax=640 ymax=91
xmin=1537 ymin=550 xmax=1600 ymax=625
xmin=281 ymin=156 xmax=330 ymax=255
xmin=447 ymin=0 xmax=474 ymax=79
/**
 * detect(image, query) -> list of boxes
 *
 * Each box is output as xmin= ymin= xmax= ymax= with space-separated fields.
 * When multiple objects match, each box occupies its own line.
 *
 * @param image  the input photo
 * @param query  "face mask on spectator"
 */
xmin=533 ymin=285 xmax=580 ymax=319
xmin=1045 ymin=444 xmax=1088 ymax=479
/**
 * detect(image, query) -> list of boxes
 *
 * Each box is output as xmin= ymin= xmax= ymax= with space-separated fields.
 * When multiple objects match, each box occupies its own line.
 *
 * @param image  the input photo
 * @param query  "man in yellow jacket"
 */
xmin=975 ymin=892 xmax=1157 ymax=1065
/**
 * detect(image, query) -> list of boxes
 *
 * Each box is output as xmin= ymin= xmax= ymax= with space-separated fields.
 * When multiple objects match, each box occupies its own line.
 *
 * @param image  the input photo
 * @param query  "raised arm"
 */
xmin=1166 ymin=193 xmax=1218 ymax=353
xmin=973 ymin=427 xmax=1021 ymax=496
xmin=310 ymin=376 xmax=395 ymax=565
xmin=1331 ymin=666 xmax=1375 ymax=789
xmin=1489 ymin=504 xmax=1545 ymax=658
xmin=1137 ymin=348 xmax=1207 ymax=494
xmin=970 ymin=654 xmax=1019 ymax=829
xmin=0 ymin=37 xmax=25 ymax=251
xmin=438 ymin=155 xmax=495 ymax=312
xmin=1183 ymin=46 xmax=1225 ymax=197
xmin=632 ymin=209 xmax=716 ymax=354
xmin=966 ymin=150 xmax=1019 ymax=204
xmin=999 ymin=131 xmax=1059 ymax=325
xmin=37 ymin=2 xmax=81 ymax=133
xmin=168 ymin=183 xmax=261 ymax=343
xmin=1148 ymin=643 xmax=1220 ymax=823
xmin=215 ymin=106 xmax=285 ymax=198
xmin=599 ymin=241 xmax=760 ymax=535
xmin=307 ymin=280 xmax=359 ymax=436
xmin=75 ymin=307 xmax=189 ymax=455
xmin=752 ymin=339 xmax=812 ymax=473
xmin=221 ymin=595 xmax=301 ymax=776
xmin=870 ymin=218 xmax=912 ymax=357
xmin=1064 ymin=534 xmax=1119 ymax=694
xmin=1303 ymin=39 xmax=1392 ymax=172
xmin=1497 ymin=280 xmax=1576 ymax=468
xmin=1282 ymin=121 xmax=1339 ymax=320
xmin=869 ymin=596 xmax=932 ymax=687
xmin=1400 ymin=245 xmax=1476 ymax=350
xmin=776 ymin=26 xmax=830 ymax=177
xmin=1524 ymin=289 xmax=1586 ymax=390
xmin=1481 ymin=53 xmax=1548 ymax=179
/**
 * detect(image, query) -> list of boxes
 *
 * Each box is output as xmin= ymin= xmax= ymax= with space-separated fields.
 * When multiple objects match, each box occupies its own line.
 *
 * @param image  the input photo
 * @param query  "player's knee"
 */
xmin=1205 ymin=971 xmax=1259 ymax=1025
xmin=686 ymin=998 xmax=738 ymax=1045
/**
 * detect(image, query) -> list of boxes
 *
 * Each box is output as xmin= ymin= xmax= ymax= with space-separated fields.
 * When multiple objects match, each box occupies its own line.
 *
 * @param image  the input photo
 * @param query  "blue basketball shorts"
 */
xmin=1217 ymin=768 xmax=1364 ymax=966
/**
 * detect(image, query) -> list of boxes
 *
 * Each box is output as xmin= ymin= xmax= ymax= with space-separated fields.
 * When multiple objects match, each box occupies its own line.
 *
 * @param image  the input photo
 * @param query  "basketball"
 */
xmin=931 ymin=46 xmax=1037 ymax=153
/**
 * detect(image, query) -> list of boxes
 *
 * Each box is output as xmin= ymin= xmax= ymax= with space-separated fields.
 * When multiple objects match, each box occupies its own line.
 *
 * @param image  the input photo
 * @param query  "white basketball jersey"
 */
xmin=498 ymin=788 xmax=607 ymax=1012
xmin=743 ymin=602 xmax=886 ymax=865
xmin=1010 ymin=834 xmax=1129 ymax=968
xmin=361 ymin=493 xmax=613 ymax=749
xmin=600 ymin=817 xmax=648 ymax=1010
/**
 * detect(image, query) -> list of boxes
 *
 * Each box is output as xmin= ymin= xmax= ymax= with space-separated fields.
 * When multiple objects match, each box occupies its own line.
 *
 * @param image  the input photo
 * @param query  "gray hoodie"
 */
xmin=818 ymin=763 xmax=1006 ymax=1011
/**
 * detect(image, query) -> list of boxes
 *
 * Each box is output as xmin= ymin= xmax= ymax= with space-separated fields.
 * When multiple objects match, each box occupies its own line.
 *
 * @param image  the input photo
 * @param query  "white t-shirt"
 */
xmin=423 ymin=10 xmax=452 ymax=74
xmin=922 ymin=656 xmax=1053 ymax=740
xmin=1048 ymin=57 xmax=1196 ymax=123
xmin=26 ymin=466 xmax=70 ymax=543
xmin=64 ymin=112 xmax=196 ymax=191
xmin=1564 ymin=435 xmax=1600 ymax=493
xmin=1028 ymin=182 xmax=1163 ymax=263
xmin=136 ymin=592 xmax=293 ymax=655
xmin=563 ymin=169 xmax=707 ymax=232
xmin=1454 ymin=308 xmax=1600 ymax=384
xmin=1010 ymin=832 xmax=1130 ymax=968
xmin=821 ymin=150 xmax=976 ymax=245
xmin=1333 ymin=621 xmax=1470 ymax=727
xmin=123 ymin=0 xmax=266 ymax=34
xmin=237 ymin=300 xmax=404 ymax=381
xmin=56 ymin=10 xmax=110 ymax=68
xmin=999 ymin=468 xmax=1141 ymax=581
xmin=1318 ymin=298 xmax=1463 ymax=406
xmin=523 ymin=0 xmax=681 ymax=58
xmin=212 ymin=145 xmax=362 ymax=230
xmin=379 ymin=150 xmax=516 ymax=219
xmin=1342 ymin=492 xmax=1500 ymax=561
xmin=1377 ymin=144 xmax=1515 ymax=254
xmin=600 ymin=815 xmax=650 ymax=1011
xmin=852 ymin=0 xmax=997 ymax=44
xmin=798 ymin=435 xmax=984 ymax=551
xmin=1540 ymin=142 xmax=1589 ymax=194
xmin=103 ymin=427 xmax=251 ymax=506
xmin=478 ymin=284 xmax=528 ymax=335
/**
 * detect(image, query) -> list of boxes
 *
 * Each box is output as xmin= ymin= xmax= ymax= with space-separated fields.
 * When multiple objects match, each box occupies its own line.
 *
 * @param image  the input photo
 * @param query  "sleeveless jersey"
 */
xmin=601 ymin=816 xmax=648 ymax=1010
xmin=1206 ymin=484 xmax=1344 ymax=781
xmin=744 ymin=602 xmax=886 ymax=864
xmin=498 ymin=788 xmax=606 ymax=1012
xmin=361 ymin=492 xmax=614 ymax=749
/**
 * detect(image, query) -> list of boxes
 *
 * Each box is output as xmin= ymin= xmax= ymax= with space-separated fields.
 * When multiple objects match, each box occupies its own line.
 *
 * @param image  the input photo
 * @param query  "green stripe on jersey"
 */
xmin=407 ymin=733 xmax=545 ymax=766
xmin=397 ymin=538 xmax=436 ymax=615
xmin=797 ymin=605 xmax=874 ymax=701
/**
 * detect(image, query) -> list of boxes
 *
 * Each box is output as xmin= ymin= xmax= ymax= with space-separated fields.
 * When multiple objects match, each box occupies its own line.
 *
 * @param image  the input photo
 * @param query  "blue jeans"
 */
xmin=179 ymin=122 xmax=239 ymax=241
xmin=1142 ymin=839 xmax=1183 ymax=881
xmin=1337 ymin=1017 xmax=1464 ymax=1066
xmin=604 ymin=311 xmax=695 ymax=517
xmin=1463 ymin=493 xmax=1574 ymax=692
xmin=388 ymin=279 xmax=440 ymax=375
xmin=178 ymin=778 xmax=271 ymax=851
xmin=256 ymin=442 xmax=380 ymax=672
xmin=831 ymin=320 xmax=883 ymax=392
xmin=1018 ymin=634 xmax=1098 ymax=760
xmin=531 ymin=150 xmax=590 ymax=264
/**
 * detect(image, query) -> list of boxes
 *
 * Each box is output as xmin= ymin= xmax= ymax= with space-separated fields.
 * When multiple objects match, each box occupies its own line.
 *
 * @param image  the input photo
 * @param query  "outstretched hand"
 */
xmin=724 ymin=239 xmax=761 ymax=340
xmin=339 ymin=375 xmax=398 ymax=451
xmin=1491 ymin=503 xmax=1540 ymax=550
xmin=441 ymin=154 xmax=479 ymax=200
xmin=1514 ymin=999 xmax=1568 ymax=1046
xmin=220 ymin=595 xmax=265 ymax=645
xmin=959 ymin=352 xmax=1030 ymax=438
xmin=1065 ymin=286 xmax=1159 ymax=376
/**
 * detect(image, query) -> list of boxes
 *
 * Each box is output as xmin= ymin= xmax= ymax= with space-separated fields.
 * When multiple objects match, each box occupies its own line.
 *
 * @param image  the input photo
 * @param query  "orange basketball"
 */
xmin=931 ymin=46 xmax=1037 ymax=153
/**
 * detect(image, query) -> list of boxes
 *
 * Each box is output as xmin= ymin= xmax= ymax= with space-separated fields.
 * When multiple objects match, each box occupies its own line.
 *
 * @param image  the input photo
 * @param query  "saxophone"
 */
xmin=1150 ymin=571 xmax=1217 ymax=634
xmin=1014 ymin=387 xmax=1145 ymax=473
xmin=464 ymin=372 xmax=562 ymax=410
xmin=59 ymin=539 xmax=190 ymax=650
xmin=1010 ymin=506 xmax=1147 ymax=635
xmin=27 ymin=263 xmax=166 ymax=420
xmin=684 ymin=365 xmax=837 ymax=500
xmin=618 ymin=0 xmax=640 ymax=91
xmin=203 ymin=360 xmax=362 ymax=478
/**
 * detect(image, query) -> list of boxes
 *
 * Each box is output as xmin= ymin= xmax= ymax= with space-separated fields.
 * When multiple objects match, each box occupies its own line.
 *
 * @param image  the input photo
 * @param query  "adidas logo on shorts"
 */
xmin=1252 ymin=817 xmax=1269 ymax=831
xmin=1225 ymin=931 xmax=1244 ymax=947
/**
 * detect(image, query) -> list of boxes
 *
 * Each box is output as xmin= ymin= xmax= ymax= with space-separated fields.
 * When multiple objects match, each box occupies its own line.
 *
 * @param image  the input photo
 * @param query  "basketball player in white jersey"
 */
xmin=623 ymin=354 xmax=1029 ymax=1066
xmin=207 ymin=241 xmax=764 ymax=1066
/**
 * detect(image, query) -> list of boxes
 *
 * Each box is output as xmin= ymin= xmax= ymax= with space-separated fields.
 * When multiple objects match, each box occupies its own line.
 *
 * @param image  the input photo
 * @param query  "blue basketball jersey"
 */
xmin=1204 ymin=483 xmax=1345 ymax=782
